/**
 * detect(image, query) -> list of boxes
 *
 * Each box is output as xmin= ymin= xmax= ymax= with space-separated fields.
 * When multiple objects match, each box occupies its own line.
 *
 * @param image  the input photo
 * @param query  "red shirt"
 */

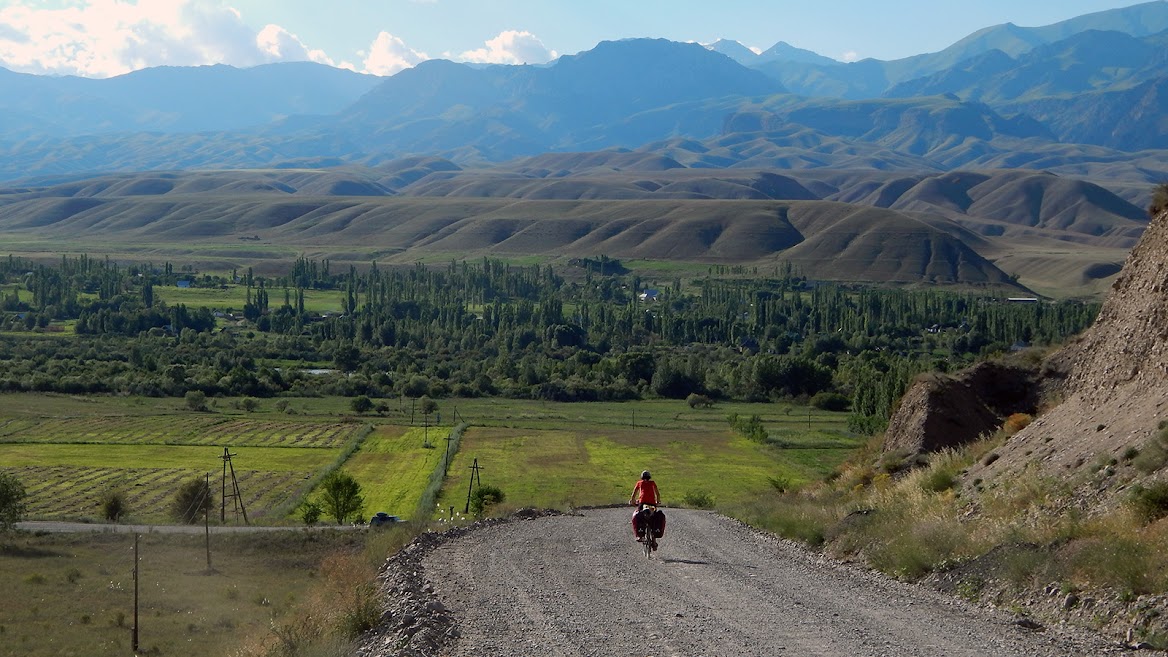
xmin=631 ymin=479 xmax=659 ymax=506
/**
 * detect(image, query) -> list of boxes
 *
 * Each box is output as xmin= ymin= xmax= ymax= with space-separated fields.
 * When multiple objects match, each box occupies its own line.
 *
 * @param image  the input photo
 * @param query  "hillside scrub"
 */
xmin=1151 ymin=182 xmax=1168 ymax=217
xmin=744 ymin=430 xmax=1168 ymax=645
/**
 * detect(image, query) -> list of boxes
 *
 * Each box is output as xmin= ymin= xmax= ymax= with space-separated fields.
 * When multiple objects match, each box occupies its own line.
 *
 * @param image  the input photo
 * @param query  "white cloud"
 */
xmin=0 ymin=0 xmax=333 ymax=78
xmin=256 ymin=24 xmax=333 ymax=66
xmin=361 ymin=31 xmax=428 ymax=76
xmin=457 ymin=30 xmax=557 ymax=65
xmin=840 ymin=50 xmax=860 ymax=63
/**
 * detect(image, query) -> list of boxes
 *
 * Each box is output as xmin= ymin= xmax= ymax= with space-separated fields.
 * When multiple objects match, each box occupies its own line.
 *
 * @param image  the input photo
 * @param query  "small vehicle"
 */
xmin=369 ymin=512 xmax=401 ymax=527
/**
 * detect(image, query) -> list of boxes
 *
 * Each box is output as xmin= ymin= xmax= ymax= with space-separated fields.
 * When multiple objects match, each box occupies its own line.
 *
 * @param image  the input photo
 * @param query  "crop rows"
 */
xmin=14 ymin=465 xmax=314 ymax=522
xmin=0 ymin=415 xmax=361 ymax=448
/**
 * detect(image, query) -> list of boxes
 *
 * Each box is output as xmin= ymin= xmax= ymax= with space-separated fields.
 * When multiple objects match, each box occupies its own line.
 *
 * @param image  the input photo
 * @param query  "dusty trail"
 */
xmin=409 ymin=508 xmax=1119 ymax=657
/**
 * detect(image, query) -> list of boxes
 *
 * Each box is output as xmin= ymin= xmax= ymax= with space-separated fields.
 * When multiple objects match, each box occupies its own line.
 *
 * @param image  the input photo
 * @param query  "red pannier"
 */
xmin=632 ymin=507 xmax=666 ymax=538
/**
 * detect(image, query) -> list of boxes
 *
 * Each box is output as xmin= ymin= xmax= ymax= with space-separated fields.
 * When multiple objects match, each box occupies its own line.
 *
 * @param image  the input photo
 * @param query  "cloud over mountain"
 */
xmin=456 ymin=30 xmax=558 ymax=65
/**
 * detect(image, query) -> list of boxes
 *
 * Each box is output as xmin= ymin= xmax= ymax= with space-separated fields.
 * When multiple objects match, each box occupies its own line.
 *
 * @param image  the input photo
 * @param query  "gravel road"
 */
xmin=400 ymin=507 xmax=1123 ymax=657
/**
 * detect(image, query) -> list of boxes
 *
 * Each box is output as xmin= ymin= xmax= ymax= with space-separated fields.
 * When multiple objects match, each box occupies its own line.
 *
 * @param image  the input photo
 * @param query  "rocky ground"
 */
xmin=360 ymin=508 xmax=1129 ymax=657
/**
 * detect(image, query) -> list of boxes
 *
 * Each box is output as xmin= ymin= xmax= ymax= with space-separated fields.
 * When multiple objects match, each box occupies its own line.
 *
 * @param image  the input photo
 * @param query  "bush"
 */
xmin=100 ymin=488 xmax=129 ymax=522
xmin=469 ymin=485 xmax=505 ymax=515
xmin=1151 ymin=182 xmax=1168 ymax=218
xmin=1002 ymin=413 xmax=1033 ymax=436
xmin=685 ymin=393 xmax=713 ymax=409
xmin=350 ymin=396 xmax=373 ymax=414
xmin=1128 ymin=481 xmax=1168 ymax=524
xmin=681 ymin=491 xmax=714 ymax=508
xmin=185 ymin=390 xmax=208 ymax=412
xmin=810 ymin=392 xmax=850 ymax=412
xmin=299 ymin=500 xmax=322 ymax=525
xmin=0 ymin=472 xmax=28 ymax=531
xmin=171 ymin=477 xmax=213 ymax=524
xmin=1133 ymin=429 xmax=1168 ymax=474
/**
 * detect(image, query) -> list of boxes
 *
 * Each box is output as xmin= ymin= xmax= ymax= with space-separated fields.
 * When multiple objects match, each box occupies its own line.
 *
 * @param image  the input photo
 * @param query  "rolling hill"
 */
xmin=0 ymin=165 xmax=1149 ymax=296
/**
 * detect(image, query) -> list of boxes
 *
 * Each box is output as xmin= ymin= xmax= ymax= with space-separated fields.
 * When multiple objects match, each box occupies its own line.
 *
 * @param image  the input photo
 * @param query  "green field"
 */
xmin=439 ymin=420 xmax=857 ymax=513
xmin=154 ymin=284 xmax=346 ymax=313
xmin=343 ymin=425 xmax=449 ymax=520
xmin=0 ymin=394 xmax=857 ymax=523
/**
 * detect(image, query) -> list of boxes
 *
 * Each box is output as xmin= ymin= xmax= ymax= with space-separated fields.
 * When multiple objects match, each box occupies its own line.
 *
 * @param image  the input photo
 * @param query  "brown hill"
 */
xmin=882 ymin=201 xmax=1168 ymax=504
xmin=969 ymin=202 xmax=1168 ymax=492
xmin=0 ymin=165 xmax=1148 ymax=295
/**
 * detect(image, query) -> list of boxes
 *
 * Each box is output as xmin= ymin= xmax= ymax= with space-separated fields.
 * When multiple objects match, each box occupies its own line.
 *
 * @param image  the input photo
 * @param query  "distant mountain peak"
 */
xmin=706 ymin=39 xmax=760 ymax=65
xmin=757 ymin=41 xmax=838 ymax=66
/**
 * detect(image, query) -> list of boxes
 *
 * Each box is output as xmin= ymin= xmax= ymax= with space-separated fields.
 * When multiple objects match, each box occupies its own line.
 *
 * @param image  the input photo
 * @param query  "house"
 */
xmin=176 ymin=280 xmax=192 ymax=288
xmin=639 ymin=289 xmax=659 ymax=302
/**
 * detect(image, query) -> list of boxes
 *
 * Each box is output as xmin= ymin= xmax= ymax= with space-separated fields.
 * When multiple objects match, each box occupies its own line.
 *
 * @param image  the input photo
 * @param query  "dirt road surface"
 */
xmin=374 ymin=507 xmax=1123 ymax=657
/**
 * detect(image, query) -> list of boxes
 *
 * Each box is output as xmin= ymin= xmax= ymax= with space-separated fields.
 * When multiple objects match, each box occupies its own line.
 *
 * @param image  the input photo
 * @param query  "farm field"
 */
xmin=0 ymin=396 xmax=374 ymax=523
xmin=154 ymin=284 xmax=347 ymax=314
xmin=437 ymin=408 xmax=858 ymax=514
xmin=343 ymin=425 xmax=450 ymax=521
xmin=0 ymin=529 xmax=369 ymax=657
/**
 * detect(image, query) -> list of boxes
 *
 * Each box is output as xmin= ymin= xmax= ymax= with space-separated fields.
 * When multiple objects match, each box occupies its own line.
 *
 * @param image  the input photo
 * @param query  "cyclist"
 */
xmin=629 ymin=471 xmax=663 ymax=545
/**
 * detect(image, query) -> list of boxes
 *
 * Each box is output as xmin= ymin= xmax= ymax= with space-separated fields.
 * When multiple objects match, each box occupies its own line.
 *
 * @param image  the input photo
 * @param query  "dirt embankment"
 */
xmin=361 ymin=508 xmax=1121 ymax=657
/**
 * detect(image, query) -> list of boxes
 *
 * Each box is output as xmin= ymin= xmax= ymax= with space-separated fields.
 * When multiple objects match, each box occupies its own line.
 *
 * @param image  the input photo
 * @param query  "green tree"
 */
xmin=185 ymin=390 xmax=208 ymax=412
xmin=0 ymin=472 xmax=28 ymax=531
xmin=350 ymin=395 xmax=373 ymax=414
xmin=170 ymin=477 xmax=213 ymax=524
xmin=419 ymin=395 xmax=438 ymax=419
xmin=100 ymin=488 xmax=129 ymax=522
xmin=318 ymin=471 xmax=364 ymax=525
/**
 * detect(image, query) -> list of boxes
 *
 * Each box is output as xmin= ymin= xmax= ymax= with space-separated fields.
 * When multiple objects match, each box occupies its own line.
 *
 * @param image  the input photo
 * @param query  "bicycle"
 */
xmin=636 ymin=504 xmax=659 ymax=559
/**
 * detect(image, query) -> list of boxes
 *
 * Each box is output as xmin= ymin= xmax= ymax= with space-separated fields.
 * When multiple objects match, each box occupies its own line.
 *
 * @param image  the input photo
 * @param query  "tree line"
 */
xmin=0 ymin=255 xmax=1099 ymax=431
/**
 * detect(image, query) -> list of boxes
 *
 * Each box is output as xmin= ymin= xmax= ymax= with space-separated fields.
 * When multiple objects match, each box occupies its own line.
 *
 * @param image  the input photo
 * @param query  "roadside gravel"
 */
xmin=365 ymin=507 xmax=1126 ymax=657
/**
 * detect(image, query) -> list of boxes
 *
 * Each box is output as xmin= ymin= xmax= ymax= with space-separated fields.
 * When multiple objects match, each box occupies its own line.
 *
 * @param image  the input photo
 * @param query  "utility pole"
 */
xmin=204 ymin=473 xmax=212 ymax=571
xmin=220 ymin=448 xmax=249 ymax=525
xmin=464 ymin=458 xmax=483 ymax=513
xmin=444 ymin=431 xmax=454 ymax=474
xmin=132 ymin=534 xmax=140 ymax=654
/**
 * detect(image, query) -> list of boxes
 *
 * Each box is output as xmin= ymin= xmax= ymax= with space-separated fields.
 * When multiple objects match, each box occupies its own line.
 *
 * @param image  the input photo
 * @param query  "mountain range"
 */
xmin=2 ymin=2 xmax=1167 ymax=295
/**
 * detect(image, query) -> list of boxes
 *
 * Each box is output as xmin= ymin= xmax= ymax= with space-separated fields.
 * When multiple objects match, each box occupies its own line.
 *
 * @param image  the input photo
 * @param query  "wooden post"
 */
xmin=204 ymin=473 xmax=212 ymax=571
xmin=132 ymin=534 xmax=139 ymax=654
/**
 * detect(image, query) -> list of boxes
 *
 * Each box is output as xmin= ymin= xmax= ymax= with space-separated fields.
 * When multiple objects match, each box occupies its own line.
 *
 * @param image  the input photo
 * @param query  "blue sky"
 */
xmin=0 ymin=0 xmax=1154 ymax=77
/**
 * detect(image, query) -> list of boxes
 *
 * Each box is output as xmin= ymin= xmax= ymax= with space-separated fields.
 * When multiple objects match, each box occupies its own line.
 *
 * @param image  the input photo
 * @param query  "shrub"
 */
xmin=1128 ymin=481 xmax=1168 ymax=524
xmin=469 ymin=485 xmax=505 ymax=515
xmin=810 ymin=392 xmax=850 ymax=412
xmin=685 ymin=393 xmax=713 ymax=409
xmin=170 ymin=477 xmax=213 ymax=524
xmin=1150 ymin=182 xmax=1168 ymax=218
xmin=727 ymin=413 xmax=768 ymax=443
xmin=1002 ymin=413 xmax=1033 ymax=436
xmin=681 ymin=491 xmax=714 ymax=508
xmin=350 ymin=395 xmax=373 ymax=414
xmin=100 ymin=488 xmax=129 ymax=522
xmin=920 ymin=468 xmax=957 ymax=493
xmin=299 ymin=501 xmax=322 ymax=525
xmin=0 ymin=472 xmax=28 ymax=531
xmin=184 ymin=390 xmax=208 ymax=412
xmin=1133 ymin=429 xmax=1168 ymax=474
